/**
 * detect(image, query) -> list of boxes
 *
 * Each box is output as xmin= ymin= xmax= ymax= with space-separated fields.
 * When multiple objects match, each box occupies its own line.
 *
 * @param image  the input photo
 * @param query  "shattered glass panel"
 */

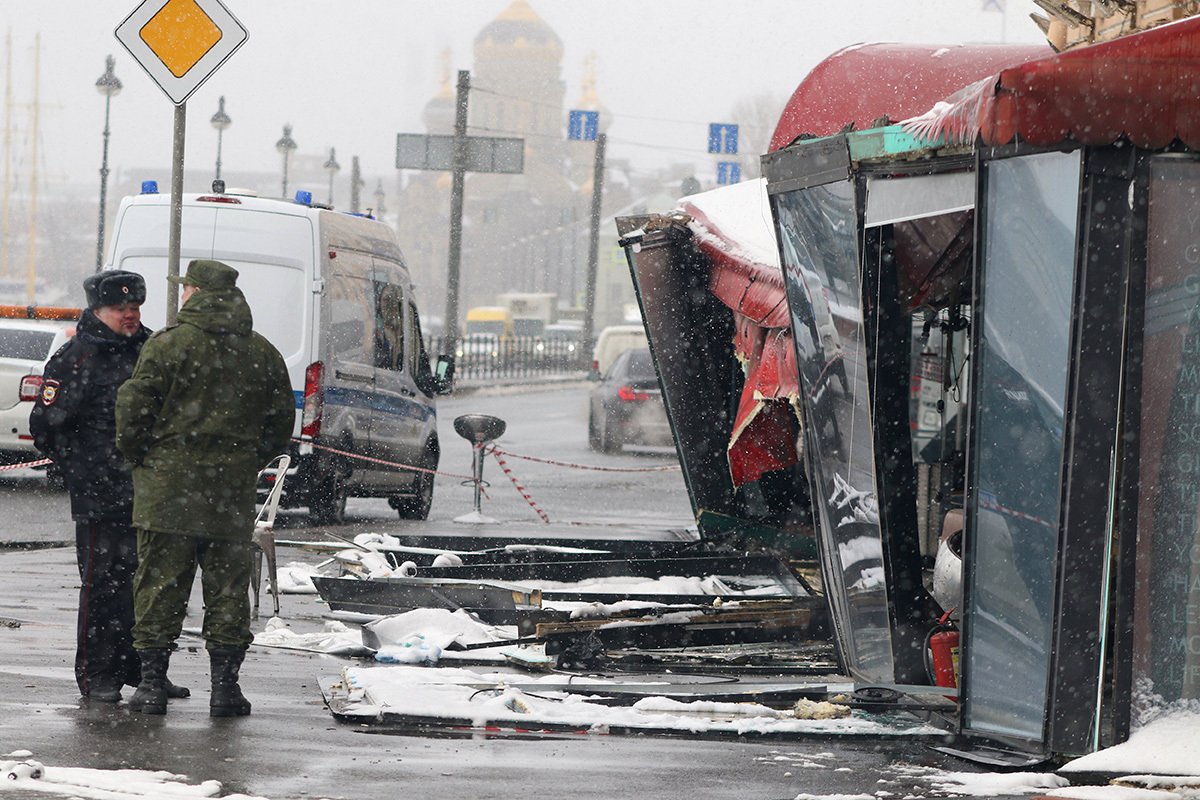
xmin=773 ymin=179 xmax=895 ymax=683
xmin=1132 ymin=157 xmax=1200 ymax=719
xmin=965 ymin=150 xmax=1080 ymax=742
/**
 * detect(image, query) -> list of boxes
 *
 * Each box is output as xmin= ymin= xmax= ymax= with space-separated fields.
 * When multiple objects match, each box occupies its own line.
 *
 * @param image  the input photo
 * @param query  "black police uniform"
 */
xmin=29 ymin=272 xmax=149 ymax=699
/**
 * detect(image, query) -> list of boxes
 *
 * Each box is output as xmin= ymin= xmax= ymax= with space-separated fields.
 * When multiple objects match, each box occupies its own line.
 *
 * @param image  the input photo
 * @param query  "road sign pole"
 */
xmin=166 ymin=101 xmax=185 ymax=325
xmin=443 ymin=69 xmax=470 ymax=354
xmin=581 ymin=132 xmax=607 ymax=357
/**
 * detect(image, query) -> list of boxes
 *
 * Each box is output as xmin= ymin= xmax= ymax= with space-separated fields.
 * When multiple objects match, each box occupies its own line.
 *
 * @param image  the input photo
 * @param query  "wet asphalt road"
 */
xmin=0 ymin=382 xmax=695 ymax=550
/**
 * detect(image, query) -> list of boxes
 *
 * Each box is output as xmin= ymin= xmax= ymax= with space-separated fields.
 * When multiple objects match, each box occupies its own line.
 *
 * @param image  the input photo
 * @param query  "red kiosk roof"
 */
xmin=905 ymin=16 xmax=1200 ymax=148
xmin=769 ymin=42 xmax=1050 ymax=152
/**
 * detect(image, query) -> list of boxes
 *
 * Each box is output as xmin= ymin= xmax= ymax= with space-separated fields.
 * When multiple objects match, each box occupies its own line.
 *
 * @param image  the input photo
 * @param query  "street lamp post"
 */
xmin=94 ymin=55 xmax=122 ymax=272
xmin=275 ymin=124 xmax=297 ymax=198
xmin=373 ymin=179 xmax=386 ymax=219
xmin=210 ymin=95 xmax=231 ymax=182
xmin=323 ymin=147 xmax=340 ymax=207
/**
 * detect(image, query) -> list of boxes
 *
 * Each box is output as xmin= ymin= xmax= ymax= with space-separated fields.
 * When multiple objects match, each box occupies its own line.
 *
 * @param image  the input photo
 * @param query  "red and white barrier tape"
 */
xmin=487 ymin=446 xmax=681 ymax=473
xmin=0 ymin=457 xmax=51 ymax=472
xmin=487 ymin=445 xmax=551 ymax=524
xmin=292 ymin=437 xmax=477 ymax=482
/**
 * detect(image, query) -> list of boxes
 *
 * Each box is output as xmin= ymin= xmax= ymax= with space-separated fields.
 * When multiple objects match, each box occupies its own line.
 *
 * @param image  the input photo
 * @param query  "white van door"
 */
xmin=323 ymin=259 xmax=376 ymax=483
xmin=365 ymin=265 xmax=431 ymax=487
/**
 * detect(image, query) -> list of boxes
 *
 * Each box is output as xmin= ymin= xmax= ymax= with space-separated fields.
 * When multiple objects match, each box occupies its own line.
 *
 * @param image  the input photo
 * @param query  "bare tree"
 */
xmin=728 ymin=92 xmax=788 ymax=179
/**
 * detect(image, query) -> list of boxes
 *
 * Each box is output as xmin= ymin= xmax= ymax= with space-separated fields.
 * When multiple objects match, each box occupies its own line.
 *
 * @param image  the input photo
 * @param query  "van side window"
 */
xmin=373 ymin=281 xmax=405 ymax=372
xmin=329 ymin=269 xmax=375 ymax=366
xmin=409 ymin=302 xmax=436 ymax=395
xmin=406 ymin=301 xmax=423 ymax=376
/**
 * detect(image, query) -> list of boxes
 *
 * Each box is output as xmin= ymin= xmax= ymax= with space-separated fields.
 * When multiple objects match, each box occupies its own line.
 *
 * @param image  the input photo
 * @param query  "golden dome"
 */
xmin=474 ymin=0 xmax=562 ymax=58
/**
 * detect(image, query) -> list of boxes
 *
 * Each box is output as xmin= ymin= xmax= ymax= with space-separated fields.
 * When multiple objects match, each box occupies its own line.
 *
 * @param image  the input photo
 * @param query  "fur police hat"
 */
xmin=83 ymin=270 xmax=147 ymax=309
xmin=166 ymin=259 xmax=239 ymax=290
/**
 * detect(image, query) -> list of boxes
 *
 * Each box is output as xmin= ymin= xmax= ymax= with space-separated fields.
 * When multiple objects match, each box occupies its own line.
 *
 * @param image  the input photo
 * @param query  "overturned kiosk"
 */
xmin=618 ymin=20 xmax=1200 ymax=765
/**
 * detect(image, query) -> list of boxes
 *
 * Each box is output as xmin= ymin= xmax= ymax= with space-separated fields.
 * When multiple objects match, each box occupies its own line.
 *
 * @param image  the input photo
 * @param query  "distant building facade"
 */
xmin=395 ymin=0 xmax=634 ymax=331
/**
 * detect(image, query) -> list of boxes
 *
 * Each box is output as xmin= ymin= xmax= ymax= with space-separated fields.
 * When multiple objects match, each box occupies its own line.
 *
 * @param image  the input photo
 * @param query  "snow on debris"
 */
xmin=252 ymin=616 xmax=370 ymax=656
xmin=1059 ymin=711 xmax=1200 ymax=777
xmin=1044 ymin=787 xmax=1193 ymax=800
xmin=275 ymin=561 xmax=320 ymax=593
xmin=929 ymin=771 xmax=1071 ymax=796
xmin=325 ymin=663 xmax=943 ymax=737
xmin=681 ymin=178 xmax=780 ymax=269
xmin=0 ymin=757 xmax=270 ymax=799
xmin=888 ymin=764 xmax=1069 ymax=797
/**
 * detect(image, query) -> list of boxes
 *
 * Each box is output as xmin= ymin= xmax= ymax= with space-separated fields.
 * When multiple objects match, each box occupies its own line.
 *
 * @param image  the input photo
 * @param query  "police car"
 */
xmin=0 ymin=312 xmax=75 ymax=469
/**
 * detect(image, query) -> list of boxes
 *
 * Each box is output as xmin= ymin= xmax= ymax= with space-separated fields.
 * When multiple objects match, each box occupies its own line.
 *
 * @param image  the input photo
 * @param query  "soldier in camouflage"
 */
xmin=116 ymin=259 xmax=294 ymax=717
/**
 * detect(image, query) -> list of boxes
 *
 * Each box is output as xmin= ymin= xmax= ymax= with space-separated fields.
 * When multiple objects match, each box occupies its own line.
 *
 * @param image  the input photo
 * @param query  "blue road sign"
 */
xmin=708 ymin=123 xmax=739 ymax=154
xmin=568 ymin=110 xmax=600 ymax=142
xmin=717 ymin=161 xmax=741 ymax=185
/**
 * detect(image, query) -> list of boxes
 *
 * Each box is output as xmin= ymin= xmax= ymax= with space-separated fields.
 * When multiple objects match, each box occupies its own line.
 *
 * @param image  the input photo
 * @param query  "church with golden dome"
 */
xmin=394 ymin=0 xmax=630 ymax=329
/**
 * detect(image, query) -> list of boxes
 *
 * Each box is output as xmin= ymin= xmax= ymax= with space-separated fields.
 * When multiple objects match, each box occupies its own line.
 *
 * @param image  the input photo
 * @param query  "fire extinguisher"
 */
xmin=925 ymin=609 xmax=960 ymax=694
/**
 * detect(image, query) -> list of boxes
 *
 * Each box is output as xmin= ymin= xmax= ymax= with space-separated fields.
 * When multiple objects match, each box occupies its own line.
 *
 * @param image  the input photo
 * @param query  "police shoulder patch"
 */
xmin=40 ymin=379 xmax=61 ymax=406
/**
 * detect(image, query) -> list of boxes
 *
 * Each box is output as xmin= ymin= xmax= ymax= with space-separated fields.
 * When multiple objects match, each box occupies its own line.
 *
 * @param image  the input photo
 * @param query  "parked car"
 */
xmin=0 ymin=317 xmax=74 ymax=467
xmin=588 ymin=347 xmax=672 ymax=453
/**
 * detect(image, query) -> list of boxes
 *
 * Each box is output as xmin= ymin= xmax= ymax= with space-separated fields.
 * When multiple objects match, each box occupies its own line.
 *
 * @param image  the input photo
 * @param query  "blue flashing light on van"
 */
xmin=141 ymin=180 xmax=159 ymax=194
xmin=294 ymin=190 xmax=313 ymax=205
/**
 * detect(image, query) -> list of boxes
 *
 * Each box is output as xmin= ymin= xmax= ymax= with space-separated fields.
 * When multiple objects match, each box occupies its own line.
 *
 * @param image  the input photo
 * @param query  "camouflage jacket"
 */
xmin=116 ymin=287 xmax=294 ymax=539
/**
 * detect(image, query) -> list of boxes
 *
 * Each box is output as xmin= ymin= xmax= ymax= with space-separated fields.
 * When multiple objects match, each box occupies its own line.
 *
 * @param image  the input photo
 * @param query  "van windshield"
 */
xmin=118 ymin=256 xmax=307 ymax=363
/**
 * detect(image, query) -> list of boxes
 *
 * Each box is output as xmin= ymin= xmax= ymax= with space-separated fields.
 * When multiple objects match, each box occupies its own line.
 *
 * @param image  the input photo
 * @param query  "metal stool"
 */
xmin=452 ymin=414 xmax=506 ymax=521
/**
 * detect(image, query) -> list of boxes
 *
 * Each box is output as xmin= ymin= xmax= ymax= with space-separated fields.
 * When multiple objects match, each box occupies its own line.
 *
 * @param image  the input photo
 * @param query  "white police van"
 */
xmin=103 ymin=181 xmax=453 ymax=523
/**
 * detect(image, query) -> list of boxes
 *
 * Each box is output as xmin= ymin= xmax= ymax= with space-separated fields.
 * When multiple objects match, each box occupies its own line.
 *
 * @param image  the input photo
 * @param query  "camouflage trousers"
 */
xmin=131 ymin=530 xmax=254 ymax=651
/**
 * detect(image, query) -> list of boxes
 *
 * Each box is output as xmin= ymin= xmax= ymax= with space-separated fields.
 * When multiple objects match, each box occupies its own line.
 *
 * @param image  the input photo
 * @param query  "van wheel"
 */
xmin=309 ymin=465 xmax=348 ymax=525
xmin=393 ymin=470 xmax=434 ymax=520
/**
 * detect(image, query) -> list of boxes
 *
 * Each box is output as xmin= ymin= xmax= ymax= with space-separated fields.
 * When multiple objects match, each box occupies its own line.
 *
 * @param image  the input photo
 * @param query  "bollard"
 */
xmin=452 ymin=414 xmax=506 ymax=523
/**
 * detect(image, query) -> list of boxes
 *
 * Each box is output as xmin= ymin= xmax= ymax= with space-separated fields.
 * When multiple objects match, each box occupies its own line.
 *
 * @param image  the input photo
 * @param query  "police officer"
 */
xmin=29 ymin=270 xmax=188 ymax=704
xmin=117 ymin=260 xmax=294 ymax=717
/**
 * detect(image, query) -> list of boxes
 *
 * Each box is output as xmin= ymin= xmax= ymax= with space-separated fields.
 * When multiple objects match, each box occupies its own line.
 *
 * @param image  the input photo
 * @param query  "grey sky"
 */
xmin=0 ymin=1 xmax=1045 ymax=192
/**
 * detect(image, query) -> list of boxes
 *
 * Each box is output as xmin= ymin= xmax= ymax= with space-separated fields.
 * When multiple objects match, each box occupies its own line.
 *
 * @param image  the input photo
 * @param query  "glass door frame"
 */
xmin=961 ymin=140 xmax=1138 ymax=755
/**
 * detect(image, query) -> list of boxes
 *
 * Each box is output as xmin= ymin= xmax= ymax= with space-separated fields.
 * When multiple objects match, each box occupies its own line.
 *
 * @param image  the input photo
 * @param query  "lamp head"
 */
xmin=95 ymin=54 xmax=122 ymax=98
xmin=210 ymin=95 xmax=231 ymax=131
xmin=275 ymin=124 xmax=297 ymax=155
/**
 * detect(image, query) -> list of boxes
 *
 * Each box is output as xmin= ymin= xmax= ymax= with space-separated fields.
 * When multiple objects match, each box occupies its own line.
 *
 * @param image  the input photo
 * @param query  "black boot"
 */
xmin=127 ymin=672 xmax=190 ymax=699
xmin=85 ymin=674 xmax=123 ymax=704
xmin=209 ymin=647 xmax=251 ymax=717
xmin=128 ymin=649 xmax=169 ymax=715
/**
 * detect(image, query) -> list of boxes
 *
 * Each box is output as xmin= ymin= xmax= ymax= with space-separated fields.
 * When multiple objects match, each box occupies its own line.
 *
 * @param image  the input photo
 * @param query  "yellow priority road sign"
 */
xmin=115 ymin=0 xmax=248 ymax=105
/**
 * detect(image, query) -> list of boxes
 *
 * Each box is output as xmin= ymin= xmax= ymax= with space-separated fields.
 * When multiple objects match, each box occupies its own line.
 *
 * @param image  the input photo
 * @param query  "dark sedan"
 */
xmin=587 ymin=348 xmax=673 ymax=453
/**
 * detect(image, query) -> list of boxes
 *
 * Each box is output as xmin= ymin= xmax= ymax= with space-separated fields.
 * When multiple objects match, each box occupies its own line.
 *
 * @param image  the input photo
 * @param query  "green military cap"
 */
xmin=168 ymin=259 xmax=239 ymax=290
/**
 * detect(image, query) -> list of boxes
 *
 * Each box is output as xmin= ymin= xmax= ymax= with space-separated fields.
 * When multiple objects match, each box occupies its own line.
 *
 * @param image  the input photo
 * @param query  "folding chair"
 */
xmin=251 ymin=454 xmax=291 ymax=619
